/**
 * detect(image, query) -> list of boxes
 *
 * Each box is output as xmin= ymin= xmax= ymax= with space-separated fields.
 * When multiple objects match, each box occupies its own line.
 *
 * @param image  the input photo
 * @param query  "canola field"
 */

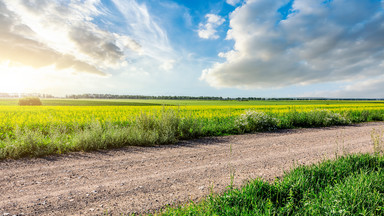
xmin=1 ymin=99 xmax=384 ymax=159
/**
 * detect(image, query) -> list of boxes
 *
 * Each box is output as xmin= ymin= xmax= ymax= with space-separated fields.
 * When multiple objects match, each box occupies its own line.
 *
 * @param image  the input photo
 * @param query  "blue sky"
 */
xmin=1 ymin=0 xmax=384 ymax=98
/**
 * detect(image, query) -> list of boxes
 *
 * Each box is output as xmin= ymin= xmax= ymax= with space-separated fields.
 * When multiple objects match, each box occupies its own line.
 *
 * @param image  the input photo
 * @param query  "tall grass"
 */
xmin=160 ymin=154 xmax=384 ymax=215
xmin=0 ymin=109 xmax=383 ymax=159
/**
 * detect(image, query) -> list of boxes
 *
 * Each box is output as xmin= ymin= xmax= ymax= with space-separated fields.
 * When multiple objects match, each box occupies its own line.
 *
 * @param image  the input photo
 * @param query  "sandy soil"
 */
xmin=1 ymin=122 xmax=383 ymax=215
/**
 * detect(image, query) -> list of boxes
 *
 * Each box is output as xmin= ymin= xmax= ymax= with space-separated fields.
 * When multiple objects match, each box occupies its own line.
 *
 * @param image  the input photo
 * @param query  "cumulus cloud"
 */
xmin=201 ymin=0 xmax=384 ymax=89
xmin=198 ymin=14 xmax=225 ymax=39
xmin=0 ymin=0 xmax=141 ymax=75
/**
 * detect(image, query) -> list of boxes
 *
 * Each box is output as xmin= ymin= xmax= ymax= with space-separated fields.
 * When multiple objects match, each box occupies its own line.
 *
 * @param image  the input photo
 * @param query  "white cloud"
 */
xmin=0 ymin=1 xmax=109 ymax=75
xmin=111 ymin=0 xmax=178 ymax=71
xmin=201 ymin=0 xmax=384 ymax=90
xmin=159 ymin=59 xmax=176 ymax=71
xmin=1 ymin=0 xmax=142 ymax=75
xmin=111 ymin=0 xmax=172 ymax=57
xmin=226 ymin=0 xmax=241 ymax=6
xmin=198 ymin=14 xmax=225 ymax=39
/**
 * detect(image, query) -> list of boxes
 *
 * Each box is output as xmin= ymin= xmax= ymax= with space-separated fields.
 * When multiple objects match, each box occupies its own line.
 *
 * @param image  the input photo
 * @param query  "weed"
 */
xmin=235 ymin=110 xmax=278 ymax=133
xmin=371 ymin=128 xmax=384 ymax=155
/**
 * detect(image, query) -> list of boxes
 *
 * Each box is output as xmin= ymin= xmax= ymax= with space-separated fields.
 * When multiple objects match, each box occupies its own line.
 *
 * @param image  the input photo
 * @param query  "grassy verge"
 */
xmin=159 ymin=154 xmax=384 ymax=215
xmin=1 ymin=109 xmax=384 ymax=159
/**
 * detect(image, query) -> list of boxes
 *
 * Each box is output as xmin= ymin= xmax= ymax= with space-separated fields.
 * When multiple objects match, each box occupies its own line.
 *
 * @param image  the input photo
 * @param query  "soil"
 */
xmin=1 ymin=122 xmax=383 ymax=215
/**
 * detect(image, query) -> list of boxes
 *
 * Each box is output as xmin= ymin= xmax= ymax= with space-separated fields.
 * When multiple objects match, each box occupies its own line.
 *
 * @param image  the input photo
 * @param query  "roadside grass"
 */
xmin=1 ymin=109 xmax=384 ymax=159
xmin=158 ymin=153 xmax=384 ymax=215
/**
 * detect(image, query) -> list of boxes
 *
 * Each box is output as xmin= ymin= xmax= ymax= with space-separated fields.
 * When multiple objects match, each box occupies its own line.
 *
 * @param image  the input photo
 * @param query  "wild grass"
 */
xmin=372 ymin=129 xmax=384 ymax=155
xmin=0 ymin=108 xmax=383 ymax=159
xmin=159 ymin=154 xmax=384 ymax=215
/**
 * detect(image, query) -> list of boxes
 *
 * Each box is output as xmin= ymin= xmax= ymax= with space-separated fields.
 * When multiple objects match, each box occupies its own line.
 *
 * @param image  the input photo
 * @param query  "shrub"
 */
xmin=305 ymin=109 xmax=351 ymax=127
xmin=282 ymin=109 xmax=351 ymax=128
xmin=18 ymin=97 xmax=42 ymax=106
xmin=235 ymin=110 xmax=278 ymax=133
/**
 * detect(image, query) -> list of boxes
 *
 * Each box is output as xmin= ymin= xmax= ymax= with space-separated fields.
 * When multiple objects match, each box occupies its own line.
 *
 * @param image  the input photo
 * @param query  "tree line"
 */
xmin=65 ymin=94 xmax=384 ymax=101
xmin=1 ymin=92 xmax=382 ymax=101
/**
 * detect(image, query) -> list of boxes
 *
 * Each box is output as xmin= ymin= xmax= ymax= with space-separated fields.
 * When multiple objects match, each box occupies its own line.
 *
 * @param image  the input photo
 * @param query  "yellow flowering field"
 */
xmin=1 ymin=101 xmax=384 ymax=159
xmin=1 ymin=103 xmax=384 ymax=127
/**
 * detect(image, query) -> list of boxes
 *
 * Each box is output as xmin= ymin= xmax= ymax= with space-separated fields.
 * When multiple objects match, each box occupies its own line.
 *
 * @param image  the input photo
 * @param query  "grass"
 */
xmin=1 ymin=99 xmax=384 ymax=159
xmin=0 ymin=110 xmax=202 ymax=159
xmin=1 ymin=107 xmax=384 ymax=159
xmin=159 ymin=153 xmax=384 ymax=215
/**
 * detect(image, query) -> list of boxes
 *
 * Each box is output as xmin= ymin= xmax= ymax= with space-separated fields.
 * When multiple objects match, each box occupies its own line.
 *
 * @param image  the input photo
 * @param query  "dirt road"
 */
xmin=1 ymin=122 xmax=383 ymax=215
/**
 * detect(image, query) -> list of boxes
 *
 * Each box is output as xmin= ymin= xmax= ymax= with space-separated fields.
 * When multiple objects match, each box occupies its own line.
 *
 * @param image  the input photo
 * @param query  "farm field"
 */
xmin=1 ymin=99 xmax=384 ymax=159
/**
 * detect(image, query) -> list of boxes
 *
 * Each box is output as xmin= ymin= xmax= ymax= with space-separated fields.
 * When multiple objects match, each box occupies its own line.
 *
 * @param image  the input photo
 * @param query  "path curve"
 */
xmin=1 ymin=122 xmax=383 ymax=215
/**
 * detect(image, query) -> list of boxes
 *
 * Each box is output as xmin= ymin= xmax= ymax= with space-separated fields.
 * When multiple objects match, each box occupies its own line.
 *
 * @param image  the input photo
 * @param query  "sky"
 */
xmin=0 ymin=0 xmax=384 ymax=98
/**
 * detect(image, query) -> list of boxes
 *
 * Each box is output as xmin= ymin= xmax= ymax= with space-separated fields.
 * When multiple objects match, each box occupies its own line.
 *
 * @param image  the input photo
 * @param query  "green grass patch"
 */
xmin=0 ymin=108 xmax=383 ymax=159
xmin=160 ymin=154 xmax=384 ymax=215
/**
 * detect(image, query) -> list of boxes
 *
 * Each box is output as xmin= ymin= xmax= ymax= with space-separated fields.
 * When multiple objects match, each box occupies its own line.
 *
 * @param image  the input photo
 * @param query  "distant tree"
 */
xmin=18 ymin=97 xmax=42 ymax=106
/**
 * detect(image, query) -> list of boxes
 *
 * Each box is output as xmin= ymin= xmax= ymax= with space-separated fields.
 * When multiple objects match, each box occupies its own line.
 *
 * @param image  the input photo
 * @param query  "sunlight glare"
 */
xmin=0 ymin=62 xmax=52 ymax=94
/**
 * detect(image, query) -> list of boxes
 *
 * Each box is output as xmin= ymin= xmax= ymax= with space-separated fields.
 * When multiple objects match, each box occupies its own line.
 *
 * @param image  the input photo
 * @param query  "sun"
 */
xmin=0 ymin=62 xmax=44 ymax=93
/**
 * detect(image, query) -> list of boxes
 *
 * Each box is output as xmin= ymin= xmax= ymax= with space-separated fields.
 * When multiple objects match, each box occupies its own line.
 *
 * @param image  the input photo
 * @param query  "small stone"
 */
xmin=69 ymin=199 xmax=74 ymax=202
xmin=89 ymin=208 xmax=95 ymax=211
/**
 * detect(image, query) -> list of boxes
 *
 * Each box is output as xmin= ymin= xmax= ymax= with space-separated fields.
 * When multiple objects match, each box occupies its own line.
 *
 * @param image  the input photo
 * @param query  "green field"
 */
xmin=1 ymin=99 xmax=384 ymax=159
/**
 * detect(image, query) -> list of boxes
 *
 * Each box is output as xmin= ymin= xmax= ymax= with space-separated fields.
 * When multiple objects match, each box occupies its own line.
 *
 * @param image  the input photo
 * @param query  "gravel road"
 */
xmin=1 ymin=122 xmax=383 ymax=215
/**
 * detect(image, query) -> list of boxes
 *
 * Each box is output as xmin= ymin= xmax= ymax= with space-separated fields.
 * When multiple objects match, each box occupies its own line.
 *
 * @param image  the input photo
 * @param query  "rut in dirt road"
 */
xmin=1 ymin=122 xmax=383 ymax=215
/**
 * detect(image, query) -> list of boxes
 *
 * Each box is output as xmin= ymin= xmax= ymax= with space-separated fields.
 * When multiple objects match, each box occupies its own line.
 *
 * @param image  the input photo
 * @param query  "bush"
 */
xmin=18 ymin=97 xmax=42 ymax=106
xmin=235 ymin=110 xmax=278 ymax=133
xmin=305 ymin=109 xmax=351 ymax=127
xmin=281 ymin=109 xmax=351 ymax=128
